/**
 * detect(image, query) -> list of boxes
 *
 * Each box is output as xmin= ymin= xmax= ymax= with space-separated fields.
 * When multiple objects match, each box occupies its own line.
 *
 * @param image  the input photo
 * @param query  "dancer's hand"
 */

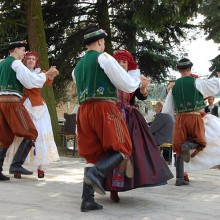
xmin=140 ymin=75 xmax=151 ymax=88
xmin=167 ymin=81 xmax=175 ymax=93
xmin=46 ymin=66 xmax=59 ymax=80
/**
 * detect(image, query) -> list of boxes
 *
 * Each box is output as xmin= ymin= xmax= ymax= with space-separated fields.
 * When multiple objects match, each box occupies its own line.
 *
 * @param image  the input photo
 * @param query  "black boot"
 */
xmin=175 ymin=156 xmax=189 ymax=186
xmin=9 ymin=139 xmax=34 ymax=176
xmin=0 ymin=147 xmax=10 ymax=181
xmin=81 ymin=168 xmax=103 ymax=212
xmin=181 ymin=140 xmax=199 ymax=163
xmin=84 ymin=152 xmax=123 ymax=195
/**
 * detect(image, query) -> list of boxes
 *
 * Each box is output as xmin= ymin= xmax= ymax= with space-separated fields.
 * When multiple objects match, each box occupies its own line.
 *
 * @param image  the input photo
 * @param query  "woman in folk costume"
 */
xmin=6 ymin=52 xmax=60 ymax=178
xmin=104 ymin=50 xmax=173 ymax=202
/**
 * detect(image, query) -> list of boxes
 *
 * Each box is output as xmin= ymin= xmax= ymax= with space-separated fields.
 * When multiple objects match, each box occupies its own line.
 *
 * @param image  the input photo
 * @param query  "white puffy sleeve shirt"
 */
xmin=12 ymin=60 xmax=46 ymax=89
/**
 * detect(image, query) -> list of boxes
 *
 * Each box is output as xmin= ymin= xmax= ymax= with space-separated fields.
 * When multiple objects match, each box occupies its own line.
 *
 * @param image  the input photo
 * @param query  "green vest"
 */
xmin=0 ymin=56 xmax=24 ymax=96
xmin=172 ymin=76 xmax=205 ymax=113
xmin=74 ymin=50 xmax=117 ymax=104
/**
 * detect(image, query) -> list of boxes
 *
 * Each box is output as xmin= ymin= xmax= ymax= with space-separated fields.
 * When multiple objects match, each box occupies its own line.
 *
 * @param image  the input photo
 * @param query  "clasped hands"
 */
xmin=140 ymin=74 xmax=151 ymax=88
xmin=139 ymin=75 xmax=151 ymax=96
xmin=46 ymin=66 xmax=59 ymax=80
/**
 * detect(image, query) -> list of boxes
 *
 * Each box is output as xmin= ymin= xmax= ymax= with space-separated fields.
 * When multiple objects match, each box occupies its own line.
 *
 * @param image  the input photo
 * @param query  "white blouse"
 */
xmin=0 ymin=60 xmax=46 ymax=97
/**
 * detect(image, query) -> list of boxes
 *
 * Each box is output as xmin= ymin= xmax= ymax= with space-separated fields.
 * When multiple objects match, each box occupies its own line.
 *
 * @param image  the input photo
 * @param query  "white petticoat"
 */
xmin=184 ymin=114 xmax=220 ymax=172
xmin=6 ymin=99 xmax=60 ymax=166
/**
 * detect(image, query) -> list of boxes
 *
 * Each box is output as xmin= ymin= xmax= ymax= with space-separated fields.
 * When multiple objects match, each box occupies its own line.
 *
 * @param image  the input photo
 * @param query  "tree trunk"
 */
xmin=97 ymin=0 xmax=113 ymax=55
xmin=126 ymin=11 xmax=137 ymax=55
xmin=25 ymin=0 xmax=61 ymax=146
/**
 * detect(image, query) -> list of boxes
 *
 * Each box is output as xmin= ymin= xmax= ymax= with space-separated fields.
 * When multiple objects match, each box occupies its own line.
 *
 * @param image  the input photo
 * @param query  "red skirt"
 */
xmin=105 ymin=108 xmax=173 ymax=191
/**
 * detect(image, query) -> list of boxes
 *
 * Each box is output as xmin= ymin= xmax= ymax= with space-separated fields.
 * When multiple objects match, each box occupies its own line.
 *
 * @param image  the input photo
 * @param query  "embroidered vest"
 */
xmin=172 ymin=76 xmax=205 ymax=113
xmin=74 ymin=50 xmax=117 ymax=104
xmin=0 ymin=56 xmax=23 ymax=96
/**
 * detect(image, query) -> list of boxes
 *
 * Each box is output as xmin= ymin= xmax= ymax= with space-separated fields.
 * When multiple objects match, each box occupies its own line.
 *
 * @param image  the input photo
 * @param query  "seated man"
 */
xmin=150 ymin=101 xmax=174 ymax=146
xmin=204 ymin=96 xmax=219 ymax=117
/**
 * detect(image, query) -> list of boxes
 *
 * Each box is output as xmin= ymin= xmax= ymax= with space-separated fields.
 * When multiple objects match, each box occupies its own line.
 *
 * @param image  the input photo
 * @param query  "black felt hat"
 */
xmin=177 ymin=58 xmax=193 ymax=70
xmin=8 ymin=40 xmax=28 ymax=50
xmin=83 ymin=28 xmax=107 ymax=45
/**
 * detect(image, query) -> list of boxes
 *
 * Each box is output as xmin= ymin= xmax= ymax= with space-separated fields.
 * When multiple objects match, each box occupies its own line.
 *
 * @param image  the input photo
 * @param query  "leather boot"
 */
xmin=81 ymin=168 xmax=103 ymax=212
xmin=84 ymin=151 xmax=123 ymax=195
xmin=181 ymin=140 xmax=199 ymax=163
xmin=175 ymin=156 xmax=189 ymax=186
xmin=173 ymin=153 xmax=177 ymax=167
xmin=0 ymin=147 xmax=10 ymax=181
xmin=9 ymin=139 xmax=34 ymax=176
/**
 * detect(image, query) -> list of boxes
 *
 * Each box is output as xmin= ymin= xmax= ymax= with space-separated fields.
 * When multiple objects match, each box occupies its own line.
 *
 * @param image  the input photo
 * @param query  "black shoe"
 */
xmin=175 ymin=179 xmax=189 ymax=186
xmin=14 ymin=173 xmax=21 ymax=179
xmin=9 ymin=166 xmax=33 ymax=175
xmin=110 ymin=191 xmax=120 ymax=203
xmin=81 ymin=200 xmax=103 ymax=212
xmin=37 ymin=169 xmax=45 ymax=178
xmin=0 ymin=172 xmax=10 ymax=181
xmin=81 ymin=170 xmax=103 ymax=212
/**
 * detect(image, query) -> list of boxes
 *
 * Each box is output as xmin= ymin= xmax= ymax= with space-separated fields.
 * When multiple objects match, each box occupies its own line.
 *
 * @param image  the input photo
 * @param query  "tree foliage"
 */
xmin=42 ymin=0 xmax=204 ymax=100
xmin=199 ymin=0 xmax=220 ymax=75
xmin=0 ymin=0 xmax=61 ymax=145
xmin=1 ymin=0 xmax=216 ymax=101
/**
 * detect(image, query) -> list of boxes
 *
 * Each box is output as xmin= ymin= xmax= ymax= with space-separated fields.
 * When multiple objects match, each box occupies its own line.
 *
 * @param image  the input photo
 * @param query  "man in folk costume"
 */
xmin=162 ymin=58 xmax=220 ymax=186
xmin=204 ymin=96 xmax=219 ymax=117
xmin=5 ymin=51 xmax=60 ymax=179
xmin=0 ymin=40 xmax=59 ymax=181
xmin=73 ymin=28 xmax=147 ymax=212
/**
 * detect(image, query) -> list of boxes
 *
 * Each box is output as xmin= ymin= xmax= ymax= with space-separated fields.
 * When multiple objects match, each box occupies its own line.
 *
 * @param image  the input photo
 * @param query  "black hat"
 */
xmin=83 ymin=28 xmax=107 ymax=45
xmin=177 ymin=58 xmax=193 ymax=70
xmin=8 ymin=40 xmax=28 ymax=50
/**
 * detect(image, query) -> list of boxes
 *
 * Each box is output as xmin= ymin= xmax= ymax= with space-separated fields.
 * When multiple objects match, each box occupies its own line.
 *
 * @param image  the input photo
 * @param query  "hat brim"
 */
xmin=177 ymin=62 xmax=193 ymax=70
xmin=8 ymin=43 xmax=27 ymax=50
xmin=83 ymin=33 xmax=107 ymax=45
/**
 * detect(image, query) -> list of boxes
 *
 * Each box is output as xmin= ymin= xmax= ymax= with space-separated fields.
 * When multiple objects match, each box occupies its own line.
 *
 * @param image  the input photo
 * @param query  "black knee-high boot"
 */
xmin=81 ymin=168 xmax=103 ymax=212
xmin=84 ymin=152 xmax=123 ymax=195
xmin=0 ymin=147 xmax=10 ymax=181
xmin=9 ymin=139 xmax=34 ymax=175
xmin=175 ymin=156 xmax=189 ymax=186
xmin=181 ymin=140 xmax=199 ymax=163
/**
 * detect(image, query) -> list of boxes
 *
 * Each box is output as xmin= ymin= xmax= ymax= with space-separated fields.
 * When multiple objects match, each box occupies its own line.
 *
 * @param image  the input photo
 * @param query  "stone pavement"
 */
xmin=1 ymin=157 xmax=220 ymax=220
